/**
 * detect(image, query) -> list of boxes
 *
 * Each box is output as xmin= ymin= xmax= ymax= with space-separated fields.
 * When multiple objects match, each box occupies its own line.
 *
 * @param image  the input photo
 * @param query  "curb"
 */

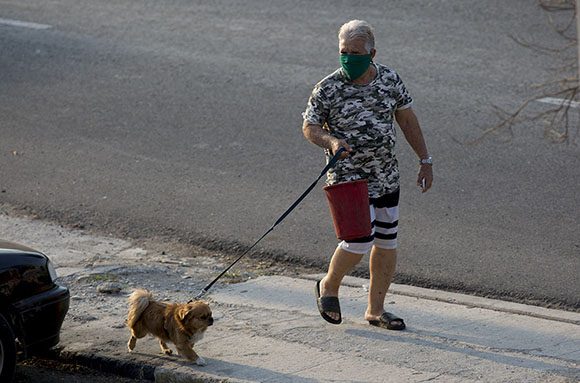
xmin=49 ymin=349 xmax=233 ymax=383
xmin=50 ymin=348 xmax=155 ymax=381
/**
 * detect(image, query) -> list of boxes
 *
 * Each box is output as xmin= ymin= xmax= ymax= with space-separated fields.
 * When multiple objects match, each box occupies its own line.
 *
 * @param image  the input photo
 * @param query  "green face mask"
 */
xmin=340 ymin=53 xmax=372 ymax=81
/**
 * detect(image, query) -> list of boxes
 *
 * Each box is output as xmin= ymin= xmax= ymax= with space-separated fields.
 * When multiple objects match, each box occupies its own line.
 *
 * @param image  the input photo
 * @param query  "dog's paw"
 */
xmin=127 ymin=337 xmax=136 ymax=352
xmin=194 ymin=356 xmax=206 ymax=366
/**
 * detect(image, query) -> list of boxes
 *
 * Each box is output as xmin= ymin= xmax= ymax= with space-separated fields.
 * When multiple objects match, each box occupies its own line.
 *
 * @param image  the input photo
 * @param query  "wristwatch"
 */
xmin=419 ymin=156 xmax=433 ymax=165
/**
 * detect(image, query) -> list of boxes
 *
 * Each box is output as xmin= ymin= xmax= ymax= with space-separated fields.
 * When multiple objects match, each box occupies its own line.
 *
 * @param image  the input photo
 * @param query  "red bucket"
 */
xmin=323 ymin=180 xmax=371 ymax=241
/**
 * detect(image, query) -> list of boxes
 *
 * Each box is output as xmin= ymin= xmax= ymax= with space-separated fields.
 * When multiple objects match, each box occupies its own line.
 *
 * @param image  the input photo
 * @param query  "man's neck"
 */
xmin=352 ymin=63 xmax=376 ymax=85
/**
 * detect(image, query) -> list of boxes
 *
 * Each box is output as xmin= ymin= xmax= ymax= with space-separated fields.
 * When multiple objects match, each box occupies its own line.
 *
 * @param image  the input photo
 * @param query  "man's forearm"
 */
xmin=396 ymin=108 xmax=433 ymax=192
xmin=303 ymin=121 xmax=353 ymax=158
xmin=402 ymin=124 xmax=429 ymax=159
xmin=396 ymin=109 xmax=429 ymax=159
xmin=302 ymin=122 xmax=336 ymax=150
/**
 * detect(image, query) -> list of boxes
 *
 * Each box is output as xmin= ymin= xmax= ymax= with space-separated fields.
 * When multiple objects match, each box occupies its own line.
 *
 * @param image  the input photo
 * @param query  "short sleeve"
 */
xmin=302 ymin=84 xmax=330 ymax=125
xmin=394 ymin=73 xmax=413 ymax=110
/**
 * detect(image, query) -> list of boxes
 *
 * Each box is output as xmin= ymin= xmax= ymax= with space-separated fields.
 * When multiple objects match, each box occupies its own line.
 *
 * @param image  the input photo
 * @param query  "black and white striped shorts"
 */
xmin=338 ymin=189 xmax=399 ymax=254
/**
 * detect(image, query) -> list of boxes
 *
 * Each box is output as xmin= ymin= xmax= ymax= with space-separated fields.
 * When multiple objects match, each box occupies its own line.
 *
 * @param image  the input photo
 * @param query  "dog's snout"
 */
xmin=208 ymin=317 xmax=214 ymax=326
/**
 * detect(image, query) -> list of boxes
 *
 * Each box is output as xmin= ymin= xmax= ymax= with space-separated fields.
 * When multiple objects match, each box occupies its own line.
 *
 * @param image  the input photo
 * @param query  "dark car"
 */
xmin=0 ymin=240 xmax=70 ymax=381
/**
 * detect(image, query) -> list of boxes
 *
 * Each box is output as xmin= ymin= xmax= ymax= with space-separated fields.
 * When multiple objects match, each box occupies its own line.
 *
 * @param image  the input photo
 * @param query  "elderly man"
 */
xmin=303 ymin=20 xmax=433 ymax=330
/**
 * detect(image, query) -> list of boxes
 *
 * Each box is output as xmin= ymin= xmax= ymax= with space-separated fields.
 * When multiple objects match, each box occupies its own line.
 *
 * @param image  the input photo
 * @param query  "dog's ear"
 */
xmin=177 ymin=305 xmax=193 ymax=322
xmin=178 ymin=303 xmax=203 ymax=322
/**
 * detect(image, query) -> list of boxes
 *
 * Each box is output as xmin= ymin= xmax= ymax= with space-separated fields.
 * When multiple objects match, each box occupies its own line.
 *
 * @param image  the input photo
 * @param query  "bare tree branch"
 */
xmin=539 ymin=0 xmax=574 ymax=12
xmin=508 ymin=34 xmax=574 ymax=54
xmin=478 ymin=0 xmax=579 ymax=145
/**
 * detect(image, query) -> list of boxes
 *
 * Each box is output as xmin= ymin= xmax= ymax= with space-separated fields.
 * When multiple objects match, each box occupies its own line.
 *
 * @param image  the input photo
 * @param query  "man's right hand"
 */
xmin=331 ymin=139 xmax=353 ymax=159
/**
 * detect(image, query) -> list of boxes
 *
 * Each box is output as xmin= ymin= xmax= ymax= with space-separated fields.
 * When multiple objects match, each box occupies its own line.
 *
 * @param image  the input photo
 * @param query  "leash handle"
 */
xmin=324 ymin=147 xmax=346 ymax=174
xmin=193 ymin=147 xmax=346 ymax=300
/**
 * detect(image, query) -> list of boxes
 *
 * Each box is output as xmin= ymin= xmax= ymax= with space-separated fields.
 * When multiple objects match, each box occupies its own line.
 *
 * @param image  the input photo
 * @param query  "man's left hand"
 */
xmin=417 ymin=164 xmax=433 ymax=193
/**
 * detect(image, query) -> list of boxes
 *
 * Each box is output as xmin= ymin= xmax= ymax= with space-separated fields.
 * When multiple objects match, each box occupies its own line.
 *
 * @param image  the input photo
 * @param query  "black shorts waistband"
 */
xmin=369 ymin=189 xmax=400 ymax=208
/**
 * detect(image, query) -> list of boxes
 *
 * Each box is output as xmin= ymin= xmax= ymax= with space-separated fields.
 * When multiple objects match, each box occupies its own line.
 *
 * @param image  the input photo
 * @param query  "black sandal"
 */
xmin=368 ymin=312 xmax=406 ymax=331
xmin=314 ymin=280 xmax=342 ymax=325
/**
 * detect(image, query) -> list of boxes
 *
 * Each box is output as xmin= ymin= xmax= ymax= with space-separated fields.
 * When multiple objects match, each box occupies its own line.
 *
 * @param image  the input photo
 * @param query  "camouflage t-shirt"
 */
xmin=303 ymin=63 xmax=413 ymax=198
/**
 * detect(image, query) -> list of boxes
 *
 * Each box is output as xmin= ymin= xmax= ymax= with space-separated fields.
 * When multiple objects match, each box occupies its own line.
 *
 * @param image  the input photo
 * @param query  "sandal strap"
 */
xmin=318 ymin=296 xmax=341 ymax=313
xmin=381 ymin=312 xmax=403 ymax=323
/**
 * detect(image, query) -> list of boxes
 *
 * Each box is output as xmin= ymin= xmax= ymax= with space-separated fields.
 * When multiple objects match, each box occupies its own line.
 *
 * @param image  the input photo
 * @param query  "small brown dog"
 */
xmin=127 ymin=289 xmax=213 ymax=366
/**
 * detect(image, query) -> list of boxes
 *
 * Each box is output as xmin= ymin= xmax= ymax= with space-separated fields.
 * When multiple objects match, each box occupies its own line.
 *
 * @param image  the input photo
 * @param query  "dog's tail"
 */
xmin=127 ymin=289 xmax=153 ymax=328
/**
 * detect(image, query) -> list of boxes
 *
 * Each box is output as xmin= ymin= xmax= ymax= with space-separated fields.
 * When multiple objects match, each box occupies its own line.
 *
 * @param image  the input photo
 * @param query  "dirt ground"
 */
xmin=15 ymin=357 xmax=145 ymax=383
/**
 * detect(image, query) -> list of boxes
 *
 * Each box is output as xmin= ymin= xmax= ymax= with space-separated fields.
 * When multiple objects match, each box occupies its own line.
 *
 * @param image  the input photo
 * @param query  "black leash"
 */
xmin=193 ymin=148 xmax=345 ymax=300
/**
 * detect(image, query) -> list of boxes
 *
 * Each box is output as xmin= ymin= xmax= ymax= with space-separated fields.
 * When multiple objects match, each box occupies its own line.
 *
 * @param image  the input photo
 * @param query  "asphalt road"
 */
xmin=1 ymin=0 xmax=578 ymax=308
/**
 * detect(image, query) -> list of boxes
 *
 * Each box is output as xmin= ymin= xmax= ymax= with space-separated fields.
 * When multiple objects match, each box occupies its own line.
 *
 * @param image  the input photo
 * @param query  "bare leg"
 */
xmin=320 ymin=246 xmax=364 ymax=321
xmin=364 ymin=246 xmax=399 ymax=324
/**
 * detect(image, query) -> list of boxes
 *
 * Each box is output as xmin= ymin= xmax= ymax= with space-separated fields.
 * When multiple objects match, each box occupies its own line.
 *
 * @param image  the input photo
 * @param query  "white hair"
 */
xmin=338 ymin=20 xmax=375 ymax=53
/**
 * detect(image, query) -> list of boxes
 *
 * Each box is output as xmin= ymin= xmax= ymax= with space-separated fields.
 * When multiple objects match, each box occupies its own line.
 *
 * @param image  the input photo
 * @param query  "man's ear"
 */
xmin=370 ymin=48 xmax=377 ymax=60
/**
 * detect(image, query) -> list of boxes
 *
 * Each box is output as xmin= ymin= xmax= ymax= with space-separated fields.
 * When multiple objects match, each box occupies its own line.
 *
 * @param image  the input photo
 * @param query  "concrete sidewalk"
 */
xmin=57 ymin=275 xmax=580 ymax=383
